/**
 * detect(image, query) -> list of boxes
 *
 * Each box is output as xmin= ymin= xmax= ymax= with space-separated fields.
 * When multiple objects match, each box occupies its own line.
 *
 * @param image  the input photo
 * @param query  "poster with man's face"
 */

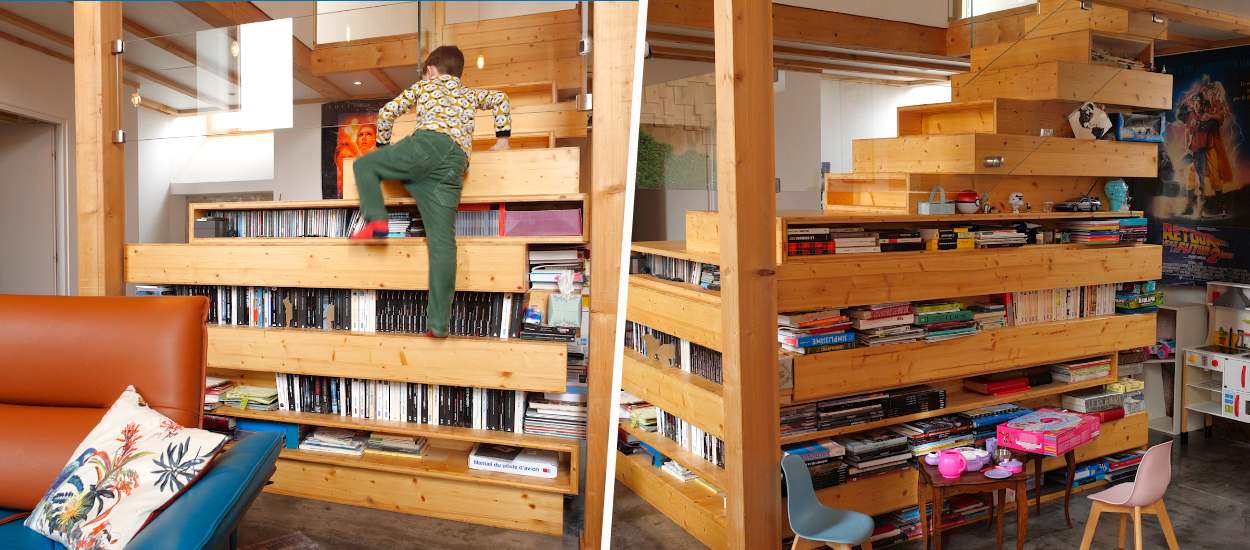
xmin=321 ymin=100 xmax=387 ymax=199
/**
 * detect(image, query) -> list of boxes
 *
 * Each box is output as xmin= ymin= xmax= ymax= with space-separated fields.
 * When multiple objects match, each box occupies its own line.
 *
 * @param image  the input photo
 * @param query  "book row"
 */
xmin=199 ymin=203 xmax=584 ymax=239
xmin=624 ymin=321 xmax=723 ymax=384
xmin=631 ymin=253 xmax=721 ymax=291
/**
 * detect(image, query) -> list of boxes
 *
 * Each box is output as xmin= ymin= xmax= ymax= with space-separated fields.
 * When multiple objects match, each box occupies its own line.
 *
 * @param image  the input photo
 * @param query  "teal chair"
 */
xmin=782 ymin=453 xmax=876 ymax=550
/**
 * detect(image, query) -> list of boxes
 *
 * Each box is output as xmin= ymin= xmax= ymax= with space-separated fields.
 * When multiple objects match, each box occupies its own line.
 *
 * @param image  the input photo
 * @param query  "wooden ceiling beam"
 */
xmin=647 ymin=31 xmax=965 ymax=73
xmin=176 ymin=1 xmax=349 ymax=99
xmin=0 ymin=6 xmax=72 ymax=48
xmin=122 ymin=16 xmax=240 ymax=86
xmin=650 ymin=0 xmax=948 ymax=57
xmin=369 ymin=68 xmax=402 ymax=97
xmin=1097 ymin=0 xmax=1250 ymax=35
xmin=310 ymin=33 xmax=422 ymax=75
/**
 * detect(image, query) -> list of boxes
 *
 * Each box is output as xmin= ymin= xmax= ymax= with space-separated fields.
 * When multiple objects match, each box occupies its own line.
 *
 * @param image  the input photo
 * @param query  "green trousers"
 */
xmin=353 ymin=130 xmax=468 ymax=337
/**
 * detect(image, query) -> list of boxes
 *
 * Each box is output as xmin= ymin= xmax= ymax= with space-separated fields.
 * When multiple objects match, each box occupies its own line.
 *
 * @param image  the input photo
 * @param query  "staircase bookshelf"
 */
xmin=618 ymin=1 xmax=1166 ymax=547
xmin=125 ymin=9 xmax=598 ymax=536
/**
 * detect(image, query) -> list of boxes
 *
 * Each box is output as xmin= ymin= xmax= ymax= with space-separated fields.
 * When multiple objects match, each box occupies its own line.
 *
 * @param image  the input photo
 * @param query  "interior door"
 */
xmin=0 ymin=120 xmax=57 ymax=294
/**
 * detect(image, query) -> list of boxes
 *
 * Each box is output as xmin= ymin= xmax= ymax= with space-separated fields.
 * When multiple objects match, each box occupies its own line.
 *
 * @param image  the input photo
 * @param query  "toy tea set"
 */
xmin=925 ymin=408 xmax=1101 ymax=480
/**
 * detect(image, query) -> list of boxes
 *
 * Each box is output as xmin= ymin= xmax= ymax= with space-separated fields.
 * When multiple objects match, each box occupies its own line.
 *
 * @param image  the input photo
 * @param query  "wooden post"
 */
xmin=74 ymin=2 xmax=125 ymax=296
xmin=583 ymin=3 xmax=641 ymax=548
xmin=713 ymin=0 xmax=781 ymax=547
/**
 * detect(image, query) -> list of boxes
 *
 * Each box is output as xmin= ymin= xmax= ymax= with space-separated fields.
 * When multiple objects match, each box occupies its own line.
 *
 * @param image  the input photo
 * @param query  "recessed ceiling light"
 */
xmin=353 ymin=81 xmax=362 ymax=86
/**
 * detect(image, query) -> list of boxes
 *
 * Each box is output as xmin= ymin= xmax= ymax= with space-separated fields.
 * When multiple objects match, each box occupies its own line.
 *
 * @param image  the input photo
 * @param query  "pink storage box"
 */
xmin=996 ymin=408 xmax=1100 ymax=456
xmin=502 ymin=208 xmax=582 ymax=237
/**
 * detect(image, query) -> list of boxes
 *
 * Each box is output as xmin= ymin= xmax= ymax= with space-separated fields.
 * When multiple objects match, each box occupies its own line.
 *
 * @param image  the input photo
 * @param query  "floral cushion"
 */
xmin=25 ymin=386 xmax=227 ymax=549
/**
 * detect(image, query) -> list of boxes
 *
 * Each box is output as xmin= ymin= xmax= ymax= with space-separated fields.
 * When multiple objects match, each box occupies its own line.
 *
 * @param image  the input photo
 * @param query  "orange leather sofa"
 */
xmin=0 ymin=295 xmax=281 ymax=549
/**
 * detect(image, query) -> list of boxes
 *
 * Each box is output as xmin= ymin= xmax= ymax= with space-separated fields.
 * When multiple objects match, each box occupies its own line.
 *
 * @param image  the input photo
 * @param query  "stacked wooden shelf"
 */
xmin=127 ymin=59 xmax=591 ymax=536
xmin=620 ymin=3 xmax=1166 ymax=545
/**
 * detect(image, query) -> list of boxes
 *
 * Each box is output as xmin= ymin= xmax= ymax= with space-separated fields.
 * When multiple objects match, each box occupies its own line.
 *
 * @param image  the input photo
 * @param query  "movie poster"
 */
xmin=321 ymin=99 xmax=387 ymax=199
xmin=1130 ymin=47 xmax=1250 ymax=283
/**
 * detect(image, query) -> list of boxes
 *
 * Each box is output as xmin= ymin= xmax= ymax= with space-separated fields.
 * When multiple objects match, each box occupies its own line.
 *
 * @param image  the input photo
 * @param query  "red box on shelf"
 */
xmin=501 ymin=206 xmax=582 ymax=237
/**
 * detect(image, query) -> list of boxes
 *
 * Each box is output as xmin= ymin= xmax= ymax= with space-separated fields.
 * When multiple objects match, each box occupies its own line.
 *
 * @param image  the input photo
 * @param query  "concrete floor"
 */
xmin=238 ymin=432 xmax=1249 ymax=549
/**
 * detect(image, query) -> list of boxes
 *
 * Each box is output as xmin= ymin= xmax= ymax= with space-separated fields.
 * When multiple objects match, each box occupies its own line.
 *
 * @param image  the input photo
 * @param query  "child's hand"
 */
xmin=491 ymin=137 xmax=510 ymax=151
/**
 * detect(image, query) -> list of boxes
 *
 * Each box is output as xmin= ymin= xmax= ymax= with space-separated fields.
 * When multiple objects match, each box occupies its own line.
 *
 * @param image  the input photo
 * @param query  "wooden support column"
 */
xmin=714 ymin=0 xmax=781 ymax=547
xmin=584 ymin=3 xmax=642 ymax=548
xmin=74 ymin=2 xmax=125 ymax=296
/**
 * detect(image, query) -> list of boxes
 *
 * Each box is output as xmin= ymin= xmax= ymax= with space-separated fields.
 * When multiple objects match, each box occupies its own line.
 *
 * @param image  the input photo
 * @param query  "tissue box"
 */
xmin=997 ymin=408 xmax=1100 ymax=456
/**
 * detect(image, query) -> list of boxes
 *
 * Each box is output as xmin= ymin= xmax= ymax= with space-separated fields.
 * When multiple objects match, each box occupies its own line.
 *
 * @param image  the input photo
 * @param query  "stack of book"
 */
xmin=836 ymin=429 xmax=913 ymax=481
xmin=364 ymin=434 xmax=429 ymax=459
xmin=661 ymin=460 xmax=700 ymax=482
xmin=1046 ymin=460 xmax=1108 ymax=489
xmin=619 ymin=392 xmax=657 ymax=430
xmin=780 ymin=402 xmax=818 ymax=437
xmin=971 ymin=303 xmax=1007 ymax=330
xmin=778 ymin=308 xmax=855 ymax=354
xmin=913 ymin=301 xmax=979 ymax=342
xmin=386 ymin=211 xmax=423 ymax=237
xmin=529 ymin=247 xmax=586 ymax=293
xmin=299 ymin=427 xmax=367 ymax=456
xmin=204 ymin=376 xmax=235 ymax=411
xmin=1006 ymin=284 xmax=1117 ymax=325
xmin=851 ymin=303 xmax=921 ymax=347
xmin=883 ymin=386 xmax=947 ymax=417
xmin=468 ymin=443 xmax=560 ymax=479
xmin=1101 ymin=450 xmax=1145 ymax=484
xmin=1116 ymin=280 xmax=1162 ymax=314
xmin=781 ymin=438 xmax=848 ymax=491
xmin=785 ymin=226 xmax=881 ymax=257
xmin=1118 ymin=217 xmax=1148 ymax=243
xmin=893 ymin=415 xmax=974 ymax=456
xmin=878 ymin=230 xmax=924 ymax=252
xmin=219 ymin=385 xmax=279 ymax=411
xmin=1051 ymin=357 xmax=1113 ymax=383
xmin=932 ymin=227 xmax=975 ymax=250
xmin=524 ymin=396 xmax=587 ymax=439
xmin=975 ymin=227 xmax=1028 ymax=248
xmin=957 ymin=403 xmax=1031 ymax=443
xmin=817 ymin=393 xmax=888 ymax=431
xmin=1062 ymin=388 xmax=1126 ymax=413
xmin=962 ymin=373 xmax=1031 ymax=396
xmin=1064 ymin=220 xmax=1122 ymax=244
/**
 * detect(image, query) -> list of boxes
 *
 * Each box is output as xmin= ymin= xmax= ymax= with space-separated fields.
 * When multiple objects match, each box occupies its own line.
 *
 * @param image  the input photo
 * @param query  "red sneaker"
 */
xmin=350 ymin=220 xmax=389 ymax=240
xmin=424 ymin=330 xmax=447 ymax=339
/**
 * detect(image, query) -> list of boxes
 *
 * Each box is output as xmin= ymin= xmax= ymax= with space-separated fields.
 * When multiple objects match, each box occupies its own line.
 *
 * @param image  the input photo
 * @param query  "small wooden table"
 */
xmin=1026 ymin=450 xmax=1078 ymax=528
xmin=917 ymin=462 xmax=1029 ymax=550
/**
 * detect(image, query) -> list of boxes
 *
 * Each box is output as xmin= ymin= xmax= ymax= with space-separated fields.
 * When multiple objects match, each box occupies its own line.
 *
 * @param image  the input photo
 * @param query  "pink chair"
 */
xmin=1078 ymin=441 xmax=1180 ymax=550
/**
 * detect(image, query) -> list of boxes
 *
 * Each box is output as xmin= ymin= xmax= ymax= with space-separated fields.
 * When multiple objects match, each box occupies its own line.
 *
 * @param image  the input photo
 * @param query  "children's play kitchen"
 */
xmin=1181 ymin=281 xmax=1250 ymax=439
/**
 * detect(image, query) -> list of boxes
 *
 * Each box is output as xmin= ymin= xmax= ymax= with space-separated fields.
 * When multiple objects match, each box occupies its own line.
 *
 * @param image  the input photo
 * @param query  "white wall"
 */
xmin=774 ymin=71 xmax=824 ymax=193
xmin=820 ymin=80 xmax=951 ymax=173
xmin=776 ymin=0 xmax=951 ymax=27
xmin=316 ymin=1 xmax=420 ymax=44
xmin=445 ymin=2 xmax=572 ymax=24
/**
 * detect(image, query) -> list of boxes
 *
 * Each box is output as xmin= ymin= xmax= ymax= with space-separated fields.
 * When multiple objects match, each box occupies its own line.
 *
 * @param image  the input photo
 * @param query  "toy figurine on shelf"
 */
xmin=1009 ymin=192 xmax=1026 ymax=214
xmin=1105 ymin=178 xmax=1130 ymax=211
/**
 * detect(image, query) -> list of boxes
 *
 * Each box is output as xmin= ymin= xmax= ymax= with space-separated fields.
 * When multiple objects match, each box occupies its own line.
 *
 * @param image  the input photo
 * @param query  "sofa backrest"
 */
xmin=0 ymin=294 xmax=208 ymax=509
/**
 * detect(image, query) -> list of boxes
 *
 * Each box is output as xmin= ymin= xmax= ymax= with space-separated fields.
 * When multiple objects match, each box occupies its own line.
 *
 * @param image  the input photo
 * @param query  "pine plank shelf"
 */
xmin=774 ymin=244 xmax=1162 ymax=312
xmin=125 ymin=240 xmax=529 ymax=292
xmin=781 ymin=210 xmax=1145 ymax=225
xmin=189 ymin=235 xmax=588 ymax=245
xmin=207 ymin=325 xmax=568 ymax=392
xmin=810 ymin=413 xmax=1148 ymax=520
xmin=619 ymin=422 xmax=728 ymax=491
xmin=615 ymin=451 xmax=727 ymax=550
xmin=211 ymin=406 xmax=579 ymax=454
xmin=951 ymin=61 xmax=1172 ymax=110
xmin=627 ymin=274 xmax=722 ymax=351
xmin=269 ymin=447 xmax=566 ymax=536
xmin=792 ymin=314 xmax=1154 ymax=402
xmin=343 ymin=146 xmax=582 ymax=201
xmin=472 ymin=101 xmax=588 ymax=140
xmin=622 ymin=349 xmax=725 ymax=438
xmin=188 ymin=193 xmax=588 ymax=212
xmin=779 ymin=374 xmax=1117 ymax=444
xmin=851 ymin=133 xmax=1158 ymax=177
xmin=631 ymin=240 xmax=720 ymax=265
xmin=896 ymin=98 xmax=1081 ymax=137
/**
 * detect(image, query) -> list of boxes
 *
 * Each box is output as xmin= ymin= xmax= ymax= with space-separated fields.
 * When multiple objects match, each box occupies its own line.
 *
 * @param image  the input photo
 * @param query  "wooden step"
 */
xmin=628 ymin=274 xmax=722 ymax=351
xmin=619 ymin=422 xmax=728 ymax=491
xmin=780 ymin=372 xmax=1116 ymax=444
xmin=791 ymin=314 xmax=1155 ymax=402
xmin=342 ymin=146 xmax=581 ymax=201
xmin=774 ymin=243 xmax=1161 ymax=312
xmin=1027 ymin=0 xmax=1167 ymax=41
xmin=472 ymin=101 xmax=588 ymax=141
xmin=851 ymin=133 xmax=1158 ymax=177
xmin=615 ymin=451 xmax=727 ymax=550
xmin=125 ymin=240 xmax=528 ymax=292
xmin=213 ymin=406 xmax=578 ymax=453
xmin=809 ymin=412 xmax=1148 ymax=520
xmin=622 ymin=349 xmax=725 ymax=438
xmin=269 ymin=445 xmax=566 ymax=536
xmin=206 ymin=325 xmax=567 ymax=392
xmin=969 ymin=30 xmax=1152 ymax=75
xmin=951 ymin=61 xmax=1172 ymax=111
xmin=897 ymin=99 xmax=1079 ymax=137
xmin=824 ymin=173 xmax=1125 ymax=218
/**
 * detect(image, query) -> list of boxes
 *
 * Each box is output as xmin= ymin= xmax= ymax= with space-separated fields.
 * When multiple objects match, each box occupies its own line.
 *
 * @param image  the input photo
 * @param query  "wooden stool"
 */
xmin=918 ymin=463 xmax=1029 ymax=550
